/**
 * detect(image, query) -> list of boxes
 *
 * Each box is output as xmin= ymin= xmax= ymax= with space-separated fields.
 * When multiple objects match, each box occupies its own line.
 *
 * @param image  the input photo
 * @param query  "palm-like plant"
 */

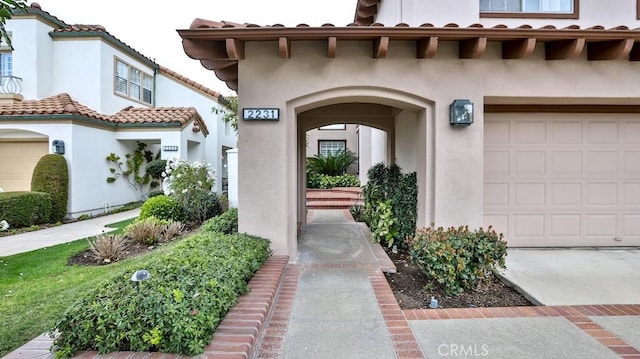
xmin=306 ymin=150 xmax=357 ymax=176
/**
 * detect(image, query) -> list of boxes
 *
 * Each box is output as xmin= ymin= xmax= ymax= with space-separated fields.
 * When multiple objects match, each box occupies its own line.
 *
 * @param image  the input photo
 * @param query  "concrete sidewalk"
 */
xmin=0 ymin=208 xmax=140 ymax=257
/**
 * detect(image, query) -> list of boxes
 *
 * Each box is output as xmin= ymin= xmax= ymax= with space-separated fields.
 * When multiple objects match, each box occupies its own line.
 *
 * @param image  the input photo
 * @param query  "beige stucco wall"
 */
xmin=236 ymin=38 xmax=640 ymax=259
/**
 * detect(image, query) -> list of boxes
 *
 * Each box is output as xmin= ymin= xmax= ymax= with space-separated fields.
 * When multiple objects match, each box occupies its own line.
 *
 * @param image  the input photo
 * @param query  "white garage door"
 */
xmin=0 ymin=141 xmax=49 ymax=192
xmin=483 ymin=113 xmax=640 ymax=247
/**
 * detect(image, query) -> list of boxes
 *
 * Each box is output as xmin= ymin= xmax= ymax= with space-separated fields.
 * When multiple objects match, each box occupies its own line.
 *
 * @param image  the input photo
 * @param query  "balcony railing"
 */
xmin=0 ymin=76 xmax=22 ymax=95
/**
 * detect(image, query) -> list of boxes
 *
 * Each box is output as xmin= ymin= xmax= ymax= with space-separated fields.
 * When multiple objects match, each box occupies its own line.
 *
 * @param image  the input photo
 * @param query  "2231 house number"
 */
xmin=242 ymin=108 xmax=279 ymax=121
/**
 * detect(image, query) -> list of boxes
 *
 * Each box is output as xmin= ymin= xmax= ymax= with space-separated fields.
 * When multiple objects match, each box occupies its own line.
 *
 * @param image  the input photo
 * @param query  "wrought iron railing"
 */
xmin=0 ymin=76 xmax=22 ymax=95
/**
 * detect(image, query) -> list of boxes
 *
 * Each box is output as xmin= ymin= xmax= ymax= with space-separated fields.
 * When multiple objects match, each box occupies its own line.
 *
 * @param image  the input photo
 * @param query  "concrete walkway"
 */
xmin=0 ymin=209 xmax=140 ymax=257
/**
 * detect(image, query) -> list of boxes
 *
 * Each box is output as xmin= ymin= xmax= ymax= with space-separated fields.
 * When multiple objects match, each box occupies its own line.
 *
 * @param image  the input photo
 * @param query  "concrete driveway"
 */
xmin=498 ymin=248 xmax=640 ymax=306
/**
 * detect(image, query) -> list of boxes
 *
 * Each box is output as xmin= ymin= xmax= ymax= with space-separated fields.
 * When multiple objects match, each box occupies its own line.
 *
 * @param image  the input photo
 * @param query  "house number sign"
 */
xmin=243 ymin=108 xmax=279 ymax=121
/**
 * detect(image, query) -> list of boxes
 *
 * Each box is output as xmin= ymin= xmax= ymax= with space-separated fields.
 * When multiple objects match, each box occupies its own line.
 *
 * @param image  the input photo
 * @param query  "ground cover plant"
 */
xmin=52 ymin=232 xmax=271 ymax=357
xmin=0 ymin=218 xmax=138 ymax=357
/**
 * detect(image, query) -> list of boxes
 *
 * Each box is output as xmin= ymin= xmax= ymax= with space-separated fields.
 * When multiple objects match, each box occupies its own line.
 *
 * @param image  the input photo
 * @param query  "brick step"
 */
xmin=306 ymin=200 xmax=364 ymax=210
xmin=306 ymin=192 xmax=362 ymax=201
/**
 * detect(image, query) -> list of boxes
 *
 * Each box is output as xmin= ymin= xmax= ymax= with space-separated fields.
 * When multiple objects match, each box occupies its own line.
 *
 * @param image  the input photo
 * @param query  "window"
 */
xmin=114 ymin=58 xmax=153 ymax=105
xmin=318 ymin=140 xmax=346 ymax=157
xmin=319 ymin=124 xmax=346 ymax=130
xmin=0 ymin=53 xmax=12 ymax=77
xmin=480 ymin=0 xmax=576 ymax=17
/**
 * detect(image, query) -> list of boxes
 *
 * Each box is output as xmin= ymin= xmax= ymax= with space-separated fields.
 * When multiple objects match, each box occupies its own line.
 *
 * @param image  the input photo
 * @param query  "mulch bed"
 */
xmin=67 ymin=243 xmax=155 ymax=266
xmin=384 ymin=248 xmax=533 ymax=309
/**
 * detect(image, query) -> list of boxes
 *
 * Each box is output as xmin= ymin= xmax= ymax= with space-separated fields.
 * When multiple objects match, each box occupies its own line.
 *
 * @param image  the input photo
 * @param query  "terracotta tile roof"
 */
xmin=0 ymin=93 xmax=110 ymax=121
xmin=354 ymin=0 xmax=381 ymax=26
xmin=113 ymin=106 xmax=209 ymax=135
xmin=158 ymin=65 xmax=221 ymax=99
xmin=0 ymin=93 xmax=209 ymax=135
xmin=179 ymin=21 xmax=640 ymax=91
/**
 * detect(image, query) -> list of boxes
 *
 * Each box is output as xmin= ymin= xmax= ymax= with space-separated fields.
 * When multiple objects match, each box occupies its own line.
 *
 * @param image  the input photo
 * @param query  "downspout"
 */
xmin=152 ymin=63 xmax=159 ymax=107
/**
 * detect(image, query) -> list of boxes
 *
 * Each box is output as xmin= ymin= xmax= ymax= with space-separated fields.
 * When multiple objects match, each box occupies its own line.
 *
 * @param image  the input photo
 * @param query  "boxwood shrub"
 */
xmin=51 ymin=232 xmax=271 ymax=357
xmin=31 ymin=154 xmax=68 ymax=222
xmin=306 ymin=172 xmax=360 ymax=189
xmin=139 ymin=195 xmax=186 ymax=222
xmin=0 ymin=191 xmax=52 ymax=228
xmin=406 ymin=225 xmax=507 ymax=296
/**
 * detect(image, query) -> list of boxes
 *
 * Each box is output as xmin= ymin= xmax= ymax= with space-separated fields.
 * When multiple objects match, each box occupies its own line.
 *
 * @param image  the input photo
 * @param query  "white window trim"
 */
xmin=114 ymin=57 xmax=154 ymax=105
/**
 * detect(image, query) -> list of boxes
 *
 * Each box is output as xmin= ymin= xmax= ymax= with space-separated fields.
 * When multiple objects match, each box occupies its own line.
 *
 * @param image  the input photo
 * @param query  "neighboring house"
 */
xmin=180 ymin=0 xmax=640 ymax=258
xmin=306 ymin=124 xmax=360 ymax=175
xmin=0 ymin=3 xmax=235 ymax=217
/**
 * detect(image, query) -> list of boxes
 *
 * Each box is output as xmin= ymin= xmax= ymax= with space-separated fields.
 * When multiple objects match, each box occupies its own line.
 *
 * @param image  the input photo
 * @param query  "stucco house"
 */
xmin=0 ymin=3 xmax=235 ymax=217
xmin=180 ymin=0 xmax=640 ymax=258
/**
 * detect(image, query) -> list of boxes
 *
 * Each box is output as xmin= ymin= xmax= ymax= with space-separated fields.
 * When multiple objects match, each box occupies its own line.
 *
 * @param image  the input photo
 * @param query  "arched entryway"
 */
xmin=289 ymin=87 xmax=436 ymax=259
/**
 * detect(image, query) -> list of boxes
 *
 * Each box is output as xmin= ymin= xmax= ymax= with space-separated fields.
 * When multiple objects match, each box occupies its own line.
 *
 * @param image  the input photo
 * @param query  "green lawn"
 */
xmin=0 ymin=217 xmax=176 ymax=357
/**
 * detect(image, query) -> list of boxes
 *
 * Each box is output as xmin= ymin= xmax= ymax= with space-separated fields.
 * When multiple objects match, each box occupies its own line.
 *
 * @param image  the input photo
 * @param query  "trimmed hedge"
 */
xmin=0 ymin=191 xmax=52 ymax=228
xmin=139 ymin=195 xmax=186 ymax=222
xmin=31 ymin=154 xmax=68 ymax=222
xmin=51 ymin=232 xmax=271 ymax=357
xmin=201 ymin=208 xmax=238 ymax=235
xmin=306 ymin=172 xmax=360 ymax=189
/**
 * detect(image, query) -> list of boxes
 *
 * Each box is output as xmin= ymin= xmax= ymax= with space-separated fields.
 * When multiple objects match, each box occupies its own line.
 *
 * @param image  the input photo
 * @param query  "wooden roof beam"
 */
xmin=279 ymin=37 xmax=291 ymax=58
xmin=459 ymin=37 xmax=487 ymax=59
xmin=502 ymin=38 xmax=536 ymax=59
xmin=374 ymin=36 xmax=389 ymax=58
xmin=545 ymin=38 xmax=585 ymax=60
xmin=587 ymin=39 xmax=634 ymax=60
xmin=417 ymin=37 xmax=438 ymax=59
xmin=328 ymin=36 xmax=337 ymax=58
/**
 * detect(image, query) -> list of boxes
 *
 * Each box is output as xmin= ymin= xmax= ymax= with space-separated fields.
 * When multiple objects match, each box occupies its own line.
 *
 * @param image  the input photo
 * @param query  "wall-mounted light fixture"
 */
xmin=52 ymin=140 xmax=65 ymax=154
xmin=450 ymin=99 xmax=474 ymax=126
xmin=162 ymin=145 xmax=178 ymax=152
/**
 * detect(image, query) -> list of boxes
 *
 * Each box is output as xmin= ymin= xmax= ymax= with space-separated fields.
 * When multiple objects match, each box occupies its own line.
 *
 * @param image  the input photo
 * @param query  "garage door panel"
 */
xmin=484 ymin=151 xmax=509 ymax=175
xmin=587 ymin=151 xmax=618 ymax=174
xmin=623 ymin=183 xmax=640 ymax=205
xmin=551 ymin=151 xmax=582 ymax=175
xmin=588 ymin=122 xmax=619 ymax=144
xmin=586 ymin=183 xmax=618 ymax=205
xmin=483 ymin=214 xmax=508 ymax=237
xmin=551 ymin=183 xmax=582 ymax=206
xmin=515 ymin=151 xmax=546 ymax=175
xmin=515 ymin=183 xmax=545 ymax=206
xmin=623 ymin=151 xmax=640 ymax=174
xmin=514 ymin=121 xmax=546 ymax=144
xmin=585 ymin=215 xmax=617 ymax=237
xmin=484 ymin=114 xmax=639 ymax=247
xmin=549 ymin=214 xmax=581 ymax=237
xmin=551 ymin=121 xmax=583 ymax=144
xmin=484 ymin=183 xmax=509 ymax=206
xmin=513 ymin=215 xmax=545 ymax=238
xmin=485 ymin=120 xmax=510 ymax=144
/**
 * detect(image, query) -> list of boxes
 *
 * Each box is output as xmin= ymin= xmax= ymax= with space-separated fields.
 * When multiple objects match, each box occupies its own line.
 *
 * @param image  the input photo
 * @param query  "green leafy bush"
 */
xmin=362 ymin=163 xmax=417 ymax=249
xmin=140 ymin=195 xmax=186 ymax=222
xmin=0 ymin=191 xmax=52 ymax=228
xmin=146 ymin=159 xmax=167 ymax=180
xmin=31 ymin=154 xmax=68 ymax=222
xmin=406 ymin=225 xmax=508 ymax=296
xmin=51 ymin=232 xmax=271 ymax=357
xmin=306 ymin=150 xmax=357 ymax=176
xmin=201 ymin=208 xmax=238 ymax=235
xmin=306 ymin=172 xmax=360 ymax=189
xmin=370 ymin=200 xmax=398 ymax=247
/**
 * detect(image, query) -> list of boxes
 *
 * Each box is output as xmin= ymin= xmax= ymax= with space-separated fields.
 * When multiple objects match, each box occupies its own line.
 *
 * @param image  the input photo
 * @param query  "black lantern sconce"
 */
xmin=52 ymin=140 xmax=65 ymax=154
xmin=450 ymin=99 xmax=474 ymax=126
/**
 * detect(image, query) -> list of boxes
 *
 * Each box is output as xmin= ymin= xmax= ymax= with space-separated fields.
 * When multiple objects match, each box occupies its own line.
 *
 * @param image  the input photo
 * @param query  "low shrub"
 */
xmin=162 ymin=221 xmax=185 ymax=242
xmin=51 ymin=232 xmax=271 ymax=357
xmin=201 ymin=208 xmax=238 ymax=235
xmin=147 ymin=190 xmax=165 ymax=198
xmin=306 ymin=172 xmax=360 ymax=189
xmin=140 ymin=195 xmax=185 ymax=222
xmin=306 ymin=150 xmax=357 ymax=176
xmin=406 ymin=225 xmax=508 ymax=296
xmin=124 ymin=217 xmax=169 ymax=245
xmin=87 ymin=233 xmax=129 ymax=264
xmin=0 ymin=191 xmax=52 ymax=228
xmin=349 ymin=204 xmax=365 ymax=222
